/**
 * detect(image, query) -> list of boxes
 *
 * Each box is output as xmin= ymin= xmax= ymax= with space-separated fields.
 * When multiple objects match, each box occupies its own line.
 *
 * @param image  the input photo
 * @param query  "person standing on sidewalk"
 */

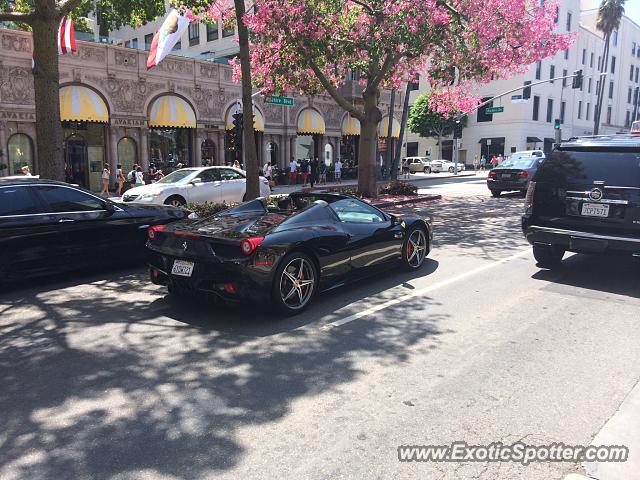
xmin=310 ymin=157 xmax=319 ymax=188
xmin=334 ymin=159 xmax=343 ymax=184
xmin=115 ymin=164 xmax=125 ymax=196
xmin=100 ymin=164 xmax=110 ymax=197
xmin=480 ymin=155 xmax=486 ymax=171
xmin=300 ymin=159 xmax=309 ymax=186
xmin=472 ymin=155 xmax=479 ymax=174
xmin=319 ymin=161 xmax=327 ymax=184
xmin=289 ymin=158 xmax=298 ymax=184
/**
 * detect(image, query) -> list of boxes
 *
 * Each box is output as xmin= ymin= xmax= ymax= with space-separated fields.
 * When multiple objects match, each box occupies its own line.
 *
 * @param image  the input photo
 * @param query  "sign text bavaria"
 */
xmin=264 ymin=95 xmax=295 ymax=106
xmin=486 ymin=106 xmax=505 ymax=114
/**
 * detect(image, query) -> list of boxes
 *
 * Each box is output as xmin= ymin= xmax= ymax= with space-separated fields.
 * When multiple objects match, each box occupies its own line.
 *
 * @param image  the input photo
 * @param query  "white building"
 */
xmin=403 ymin=0 xmax=640 ymax=163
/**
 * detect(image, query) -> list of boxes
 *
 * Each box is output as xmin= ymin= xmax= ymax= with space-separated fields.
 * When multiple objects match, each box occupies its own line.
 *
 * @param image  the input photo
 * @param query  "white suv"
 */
xmin=122 ymin=167 xmax=271 ymax=207
xmin=403 ymin=157 xmax=432 ymax=173
xmin=430 ymin=160 xmax=465 ymax=173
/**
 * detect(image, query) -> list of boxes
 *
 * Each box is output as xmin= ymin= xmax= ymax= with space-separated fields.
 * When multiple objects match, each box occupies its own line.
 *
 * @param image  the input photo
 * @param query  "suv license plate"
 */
xmin=172 ymin=260 xmax=194 ymax=277
xmin=581 ymin=203 xmax=610 ymax=218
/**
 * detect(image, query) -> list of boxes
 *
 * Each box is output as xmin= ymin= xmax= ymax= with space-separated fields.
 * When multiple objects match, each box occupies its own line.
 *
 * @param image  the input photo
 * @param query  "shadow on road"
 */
xmin=532 ymin=253 xmax=640 ymax=299
xmin=0 ymin=257 xmax=447 ymax=479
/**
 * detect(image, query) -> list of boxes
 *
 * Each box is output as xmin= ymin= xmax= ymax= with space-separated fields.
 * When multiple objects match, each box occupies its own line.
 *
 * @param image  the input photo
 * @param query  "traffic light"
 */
xmin=523 ymin=81 xmax=532 ymax=100
xmin=572 ymin=69 xmax=583 ymax=89
xmin=232 ymin=112 xmax=243 ymax=130
xmin=453 ymin=122 xmax=463 ymax=139
xmin=554 ymin=118 xmax=561 ymax=130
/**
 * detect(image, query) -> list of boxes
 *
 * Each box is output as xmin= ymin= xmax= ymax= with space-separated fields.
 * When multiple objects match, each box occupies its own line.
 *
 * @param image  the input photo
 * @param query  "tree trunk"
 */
xmin=357 ymin=90 xmax=382 ymax=197
xmin=594 ymin=35 xmax=610 ymax=135
xmin=392 ymin=82 xmax=412 ymax=180
xmin=32 ymin=6 xmax=65 ymax=180
xmin=234 ymin=0 xmax=259 ymax=200
xmin=437 ymin=134 xmax=442 ymax=159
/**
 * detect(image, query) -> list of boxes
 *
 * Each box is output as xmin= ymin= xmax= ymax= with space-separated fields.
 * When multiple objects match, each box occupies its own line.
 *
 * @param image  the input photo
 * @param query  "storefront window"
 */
xmin=149 ymin=129 xmax=192 ymax=173
xmin=7 ymin=134 xmax=34 ymax=175
xmin=63 ymin=123 xmax=106 ymax=192
xmin=295 ymin=135 xmax=315 ymax=160
xmin=118 ymin=137 xmax=137 ymax=174
xmin=201 ymin=138 xmax=216 ymax=165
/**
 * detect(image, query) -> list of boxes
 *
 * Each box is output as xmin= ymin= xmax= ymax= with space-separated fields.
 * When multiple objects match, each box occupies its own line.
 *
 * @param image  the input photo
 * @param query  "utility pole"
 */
xmin=384 ymin=89 xmax=396 ymax=179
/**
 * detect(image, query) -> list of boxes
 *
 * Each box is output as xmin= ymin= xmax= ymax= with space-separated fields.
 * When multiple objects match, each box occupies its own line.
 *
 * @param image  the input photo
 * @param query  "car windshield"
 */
xmin=500 ymin=159 xmax=537 ymax=169
xmin=536 ymin=148 xmax=640 ymax=186
xmin=156 ymin=169 xmax=197 ymax=184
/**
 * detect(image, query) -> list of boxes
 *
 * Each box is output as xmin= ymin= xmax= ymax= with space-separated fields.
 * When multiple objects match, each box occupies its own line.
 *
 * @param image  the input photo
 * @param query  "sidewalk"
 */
xmin=271 ymin=171 xmax=484 ymax=195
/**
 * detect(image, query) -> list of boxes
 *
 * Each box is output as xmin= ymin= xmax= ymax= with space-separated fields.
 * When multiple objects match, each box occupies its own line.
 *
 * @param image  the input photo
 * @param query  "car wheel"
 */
xmin=424 ymin=167 xmax=431 ymax=174
xmin=402 ymin=226 xmax=429 ymax=271
xmin=272 ymin=252 xmax=318 ymax=315
xmin=448 ymin=167 xmax=455 ymax=173
xmin=490 ymin=190 xmax=501 ymax=198
xmin=533 ymin=245 xmax=565 ymax=269
xmin=164 ymin=195 xmax=186 ymax=207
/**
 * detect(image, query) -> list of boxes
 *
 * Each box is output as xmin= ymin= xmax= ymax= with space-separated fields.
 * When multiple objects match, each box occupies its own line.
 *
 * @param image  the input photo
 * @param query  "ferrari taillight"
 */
xmin=148 ymin=224 xmax=167 ymax=240
xmin=524 ymin=181 xmax=536 ymax=213
xmin=241 ymin=236 xmax=265 ymax=256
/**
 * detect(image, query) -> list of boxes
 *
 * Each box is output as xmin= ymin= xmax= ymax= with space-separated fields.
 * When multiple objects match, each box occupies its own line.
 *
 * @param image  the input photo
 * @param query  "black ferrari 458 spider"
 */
xmin=147 ymin=192 xmax=433 ymax=314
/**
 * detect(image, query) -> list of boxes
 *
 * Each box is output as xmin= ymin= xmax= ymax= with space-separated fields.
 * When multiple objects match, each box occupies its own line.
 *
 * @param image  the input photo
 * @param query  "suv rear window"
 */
xmin=536 ymin=148 xmax=640 ymax=186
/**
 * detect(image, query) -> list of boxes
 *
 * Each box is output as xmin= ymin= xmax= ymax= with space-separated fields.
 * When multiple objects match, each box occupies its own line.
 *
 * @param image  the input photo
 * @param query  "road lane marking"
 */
xmin=322 ymin=248 xmax=532 ymax=330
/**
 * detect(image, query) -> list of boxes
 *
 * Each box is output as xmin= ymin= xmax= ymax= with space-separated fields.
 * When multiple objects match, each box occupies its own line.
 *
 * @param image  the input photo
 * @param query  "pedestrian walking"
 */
xmin=115 ymin=164 xmax=125 ymax=196
xmin=263 ymin=161 xmax=273 ymax=182
xmin=472 ymin=155 xmax=479 ymax=174
xmin=135 ymin=166 xmax=145 ymax=187
xmin=402 ymin=160 xmax=410 ymax=178
xmin=497 ymin=154 xmax=504 ymax=165
xmin=334 ymin=159 xmax=343 ymax=184
xmin=319 ymin=161 xmax=327 ymax=184
xmin=127 ymin=164 xmax=138 ymax=187
xmin=490 ymin=155 xmax=498 ymax=169
xmin=310 ymin=157 xmax=319 ymax=188
xmin=301 ymin=159 xmax=309 ymax=186
xmin=480 ymin=155 xmax=486 ymax=171
xmin=100 ymin=163 xmax=110 ymax=196
xmin=289 ymin=159 xmax=298 ymax=184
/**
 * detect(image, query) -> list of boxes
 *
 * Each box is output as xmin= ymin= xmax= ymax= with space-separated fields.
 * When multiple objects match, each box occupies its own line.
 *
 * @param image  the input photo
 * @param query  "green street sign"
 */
xmin=264 ymin=95 xmax=295 ymax=106
xmin=486 ymin=106 xmax=504 ymax=114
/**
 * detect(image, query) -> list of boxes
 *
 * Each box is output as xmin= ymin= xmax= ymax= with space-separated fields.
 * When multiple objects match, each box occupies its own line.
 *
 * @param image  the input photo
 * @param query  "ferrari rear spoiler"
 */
xmin=218 ymin=197 xmax=268 ymax=216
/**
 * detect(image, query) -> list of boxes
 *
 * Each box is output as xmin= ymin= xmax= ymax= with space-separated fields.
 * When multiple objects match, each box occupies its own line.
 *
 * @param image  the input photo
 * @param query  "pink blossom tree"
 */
xmin=243 ymin=0 xmax=572 ymax=196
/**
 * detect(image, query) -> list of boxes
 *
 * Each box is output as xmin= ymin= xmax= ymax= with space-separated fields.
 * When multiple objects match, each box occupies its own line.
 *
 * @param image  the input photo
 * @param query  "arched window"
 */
xmin=7 ymin=134 xmax=34 ymax=175
xmin=117 ymin=137 xmax=137 ymax=174
xmin=201 ymin=138 xmax=216 ymax=165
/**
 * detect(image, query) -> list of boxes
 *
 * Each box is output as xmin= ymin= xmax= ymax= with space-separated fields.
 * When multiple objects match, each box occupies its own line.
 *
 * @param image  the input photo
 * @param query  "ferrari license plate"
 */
xmin=171 ymin=259 xmax=194 ymax=277
xmin=581 ymin=203 xmax=610 ymax=218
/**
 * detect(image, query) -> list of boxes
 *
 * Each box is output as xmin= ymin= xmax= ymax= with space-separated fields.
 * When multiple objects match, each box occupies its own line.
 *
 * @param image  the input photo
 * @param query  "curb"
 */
xmin=373 ymin=194 xmax=442 ymax=208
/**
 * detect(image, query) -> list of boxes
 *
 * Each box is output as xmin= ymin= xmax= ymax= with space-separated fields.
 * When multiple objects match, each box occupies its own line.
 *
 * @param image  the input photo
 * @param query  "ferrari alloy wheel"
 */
xmin=273 ymin=253 xmax=317 ymax=314
xmin=403 ymin=227 xmax=428 ymax=270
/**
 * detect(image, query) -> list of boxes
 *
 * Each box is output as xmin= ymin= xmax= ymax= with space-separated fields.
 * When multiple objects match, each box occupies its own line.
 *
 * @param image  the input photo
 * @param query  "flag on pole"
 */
xmin=147 ymin=9 xmax=190 ymax=70
xmin=58 ymin=16 xmax=77 ymax=54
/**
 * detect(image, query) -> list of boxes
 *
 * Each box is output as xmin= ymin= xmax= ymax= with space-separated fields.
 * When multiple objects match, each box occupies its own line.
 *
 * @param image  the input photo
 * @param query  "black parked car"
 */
xmin=147 ymin=192 xmax=433 ymax=314
xmin=522 ymin=135 xmax=640 ymax=268
xmin=0 ymin=178 xmax=187 ymax=282
xmin=487 ymin=151 xmax=545 ymax=197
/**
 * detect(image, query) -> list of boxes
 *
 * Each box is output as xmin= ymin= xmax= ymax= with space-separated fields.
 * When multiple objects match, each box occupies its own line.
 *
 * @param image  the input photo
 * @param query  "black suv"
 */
xmin=522 ymin=135 xmax=640 ymax=267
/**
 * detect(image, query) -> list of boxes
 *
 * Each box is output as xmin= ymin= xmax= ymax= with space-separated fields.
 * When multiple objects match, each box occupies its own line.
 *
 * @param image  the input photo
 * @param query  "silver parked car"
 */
xmin=430 ymin=160 xmax=465 ymax=173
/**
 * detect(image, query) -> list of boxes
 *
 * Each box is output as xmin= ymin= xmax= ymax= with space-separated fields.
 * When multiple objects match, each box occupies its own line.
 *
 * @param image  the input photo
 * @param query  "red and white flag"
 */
xmin=147 ymin=9 xmax=190 ymax=70
xmin=58 ymin=16 xmax=77 ymax=54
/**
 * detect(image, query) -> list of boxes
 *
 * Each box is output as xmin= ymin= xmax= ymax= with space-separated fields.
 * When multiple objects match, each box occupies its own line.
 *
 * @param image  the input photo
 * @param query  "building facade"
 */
xmin=403 ymin=0 xmax=640 ymax=163
xmin=0 ymin=28 xmax=402 ymax=190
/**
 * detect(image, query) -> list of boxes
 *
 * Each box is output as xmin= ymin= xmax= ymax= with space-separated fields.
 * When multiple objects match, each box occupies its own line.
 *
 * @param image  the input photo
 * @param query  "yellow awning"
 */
xmin=148 ymin=95 xmax=196 ymax=128
xmin=224 ymin=108 xmax=265 ymax=132
xmin=341 ymin=115 xmax=360 ymax=136
xmin=379 ymin=116 xmax=400 ymax=138
xmin=59 ymin=85 xmax=109 ymax=123
xmin=297 ymin=108 xmax=325 ymax=135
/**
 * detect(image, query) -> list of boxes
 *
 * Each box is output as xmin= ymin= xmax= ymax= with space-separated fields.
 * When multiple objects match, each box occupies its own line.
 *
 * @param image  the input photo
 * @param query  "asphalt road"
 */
xmin=1 ymin=176 xmax=639 ymax=480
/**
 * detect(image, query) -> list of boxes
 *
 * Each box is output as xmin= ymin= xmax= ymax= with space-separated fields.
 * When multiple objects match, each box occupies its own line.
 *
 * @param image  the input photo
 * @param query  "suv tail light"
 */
xmin=524 ymin=181 xmax=536 ymax=213
xmin=488 ymin=170 xmax=497 ymax=179
xmin=240 ymin=236 xmax=265 ymax=256
xmin=518 ymin=170 xmax=530 ymax=179
xmin=148 ymin=224 xmax=167 ymax=240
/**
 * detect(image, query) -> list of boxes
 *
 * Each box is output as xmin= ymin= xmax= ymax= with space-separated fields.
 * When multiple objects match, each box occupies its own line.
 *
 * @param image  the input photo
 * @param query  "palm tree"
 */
xmin=593 ymin=0 xmax=626 ymax=135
